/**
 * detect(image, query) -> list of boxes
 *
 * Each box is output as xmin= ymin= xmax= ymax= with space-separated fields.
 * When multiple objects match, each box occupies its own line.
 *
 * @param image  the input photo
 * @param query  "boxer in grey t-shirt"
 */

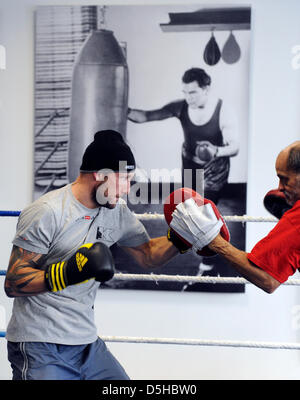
xmin=6 ymin=183 xmax=150 ymax=345
xmin=4 ymin=130 xmax=179 ymax=380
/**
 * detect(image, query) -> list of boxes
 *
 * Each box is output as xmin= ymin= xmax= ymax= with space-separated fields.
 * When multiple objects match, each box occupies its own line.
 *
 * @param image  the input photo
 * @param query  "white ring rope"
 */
xmin=135 ymin=213 xmax=277 ymax=223
xmin=113 ymin=273 xmax=300 ymax=286
xmin=0 ymin=210 xmax=277 ymax=223
xmin=0 ymin=329 xmax=298 ymax=350
xmin=1 ymin=271 xmax=298 ymax=286
xmin=101 ymin=335 xmax=300 ymax=350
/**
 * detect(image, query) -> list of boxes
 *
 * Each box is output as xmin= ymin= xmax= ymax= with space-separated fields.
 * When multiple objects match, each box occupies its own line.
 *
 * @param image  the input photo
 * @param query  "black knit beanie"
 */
xmin=80 ymin=130 xmax=136 ymax=173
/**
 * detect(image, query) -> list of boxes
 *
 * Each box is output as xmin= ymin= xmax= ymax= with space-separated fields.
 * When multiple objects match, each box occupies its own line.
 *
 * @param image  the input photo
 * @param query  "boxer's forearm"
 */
xmin=122 ymin=237 xmax=178 ymax=269
xmin=208 ymin=235 xmax=281 ymax=293
xmin=127 ymin=108 xmax=172 ymax=123
xmin=5 ymin=245 xmax=48 ymax=297
xmin=147 ymin=237 xmax=179 ymax=267
xmin=217 ymin=140 xmax=239 ymax=158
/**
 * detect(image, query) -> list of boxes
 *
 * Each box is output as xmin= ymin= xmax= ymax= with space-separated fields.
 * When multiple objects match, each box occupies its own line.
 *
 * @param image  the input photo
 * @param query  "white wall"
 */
xmin=0 ymin=0 xmax=300 ymax=380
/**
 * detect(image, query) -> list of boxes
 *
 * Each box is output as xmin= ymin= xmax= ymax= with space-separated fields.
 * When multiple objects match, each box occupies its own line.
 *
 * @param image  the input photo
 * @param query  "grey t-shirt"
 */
xmin=6 ymin=184 xmax=149 ymax=344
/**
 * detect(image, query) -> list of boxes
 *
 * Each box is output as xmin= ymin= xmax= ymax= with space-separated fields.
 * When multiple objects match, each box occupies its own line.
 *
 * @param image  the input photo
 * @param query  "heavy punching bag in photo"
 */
xmin=68 ymin=29 xmax=129 ymax=182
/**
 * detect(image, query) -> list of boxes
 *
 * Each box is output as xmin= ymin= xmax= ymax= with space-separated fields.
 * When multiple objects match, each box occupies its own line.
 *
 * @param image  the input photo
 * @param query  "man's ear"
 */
xmin=93 ymin=172 xmax=102 ymax=182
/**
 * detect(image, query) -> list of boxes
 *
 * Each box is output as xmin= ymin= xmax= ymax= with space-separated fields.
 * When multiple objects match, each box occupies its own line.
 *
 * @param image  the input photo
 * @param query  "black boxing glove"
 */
xmin=167 ymin=227 xmax=190 ymax=254
xmin=263 ymin=189 xmax=291 ymax=219
xmin=45 ymin=242 xmax=115 ymax=292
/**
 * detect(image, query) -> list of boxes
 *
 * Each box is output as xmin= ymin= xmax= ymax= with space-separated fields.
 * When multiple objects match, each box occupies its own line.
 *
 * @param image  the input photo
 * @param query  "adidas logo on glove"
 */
xmin=76 ymin=253 xmax=88 ymax=272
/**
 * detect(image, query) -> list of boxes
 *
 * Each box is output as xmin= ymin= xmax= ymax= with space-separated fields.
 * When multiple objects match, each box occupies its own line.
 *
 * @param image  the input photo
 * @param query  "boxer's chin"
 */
xmin=103 ymin=201 xmax=117 ymax=209
xmin=94 ymin=186 xmax=119 ymax=209
xmin=96 ymin=197 xmax=118 ymax=209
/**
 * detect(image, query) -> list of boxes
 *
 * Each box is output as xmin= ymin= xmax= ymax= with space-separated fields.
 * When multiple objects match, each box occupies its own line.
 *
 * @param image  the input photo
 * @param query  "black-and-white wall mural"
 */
xmin=34 ymin=5 xmax=251 ymax=293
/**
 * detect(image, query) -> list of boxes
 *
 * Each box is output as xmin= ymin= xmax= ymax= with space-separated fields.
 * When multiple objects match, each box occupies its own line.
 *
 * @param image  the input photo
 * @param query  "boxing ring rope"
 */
xmin=134 ymin=213 xmax=278 ymax=223
xmin=2 ymin=208 xmax=299 ymax=352
xmin=0 ymin=269 xmax=300 ymax=286
xmin=0 ymin=211 xmax=21 ymax=217
xmin=0 ymin=328 xmax=300 ymax=350
xmin=0 ymin=210 xmax=278 ymax=222
xmin=98 ymin=336 xmax=300 ymax=351
xmin=115 ymin=273 xmax=300 ymax=286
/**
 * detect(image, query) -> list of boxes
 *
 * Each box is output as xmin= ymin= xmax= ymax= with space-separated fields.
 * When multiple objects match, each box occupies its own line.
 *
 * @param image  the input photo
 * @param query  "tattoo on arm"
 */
xmin=5 ymin=245 xmax=48 ymax=297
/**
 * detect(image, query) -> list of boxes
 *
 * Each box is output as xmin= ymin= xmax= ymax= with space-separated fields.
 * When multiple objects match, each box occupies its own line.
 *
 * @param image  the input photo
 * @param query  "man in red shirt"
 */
xmin=167 ymin=141 xmax=300 ymax=293
xmin=209 ymin=141 xmax=300 ymax=293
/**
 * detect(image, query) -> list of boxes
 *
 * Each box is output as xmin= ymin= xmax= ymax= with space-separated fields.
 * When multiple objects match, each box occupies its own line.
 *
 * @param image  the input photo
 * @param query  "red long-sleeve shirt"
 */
xmin=247 ymin=200 xmax=300 ymax=283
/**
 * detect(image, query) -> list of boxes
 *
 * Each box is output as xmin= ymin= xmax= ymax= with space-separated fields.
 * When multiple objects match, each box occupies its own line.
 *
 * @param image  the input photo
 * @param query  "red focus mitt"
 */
xmin=164 ymin=188 xmax=230 ymax=257
xmin=263 ymin=189 xmax=291 ymax=219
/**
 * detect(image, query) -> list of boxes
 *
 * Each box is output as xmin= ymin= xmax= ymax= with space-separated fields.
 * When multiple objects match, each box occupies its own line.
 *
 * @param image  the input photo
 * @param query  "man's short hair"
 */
xmin=182 ymin=68 xmax=211 ymax=88
xmin=287 ymin=144 xmax=300 ymax=173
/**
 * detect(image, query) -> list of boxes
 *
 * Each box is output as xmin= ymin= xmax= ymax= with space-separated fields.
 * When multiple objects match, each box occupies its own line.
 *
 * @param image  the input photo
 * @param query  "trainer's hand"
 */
xmin=263 ymin=189 xmax=291 ymax=219
xmin=45 ymin=242 xmax=115 ymax=292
